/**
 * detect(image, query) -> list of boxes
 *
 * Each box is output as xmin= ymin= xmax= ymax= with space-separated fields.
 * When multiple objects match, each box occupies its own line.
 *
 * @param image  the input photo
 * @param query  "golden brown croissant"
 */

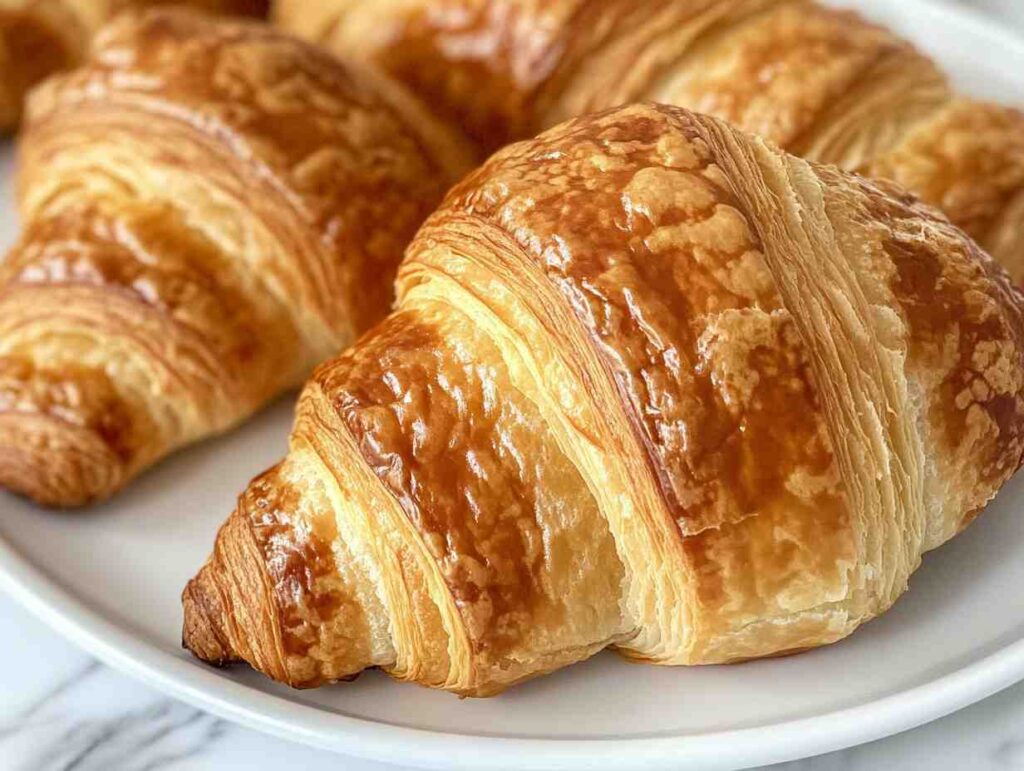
xmin=183 ymin=103 xmax=1024 ymax=695
xmin=0 ymin=8 xmax=471 ymax=506
xmin=0 ymin=0 xmax=270 ymax=131
xmin=274 ymin=0 xmax=1024 ymax=283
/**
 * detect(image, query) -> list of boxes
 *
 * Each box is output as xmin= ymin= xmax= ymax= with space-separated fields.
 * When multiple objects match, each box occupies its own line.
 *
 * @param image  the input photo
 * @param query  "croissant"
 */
xmin=0 ymin=0 xmax=270 ymax=131
xmin=274 ymin=0 xmax=1024 ymax=284
xmin=0 ymin=8 xmax=471 ymax=506
xmin=183 ymin=103 xmax=1024 ymax=695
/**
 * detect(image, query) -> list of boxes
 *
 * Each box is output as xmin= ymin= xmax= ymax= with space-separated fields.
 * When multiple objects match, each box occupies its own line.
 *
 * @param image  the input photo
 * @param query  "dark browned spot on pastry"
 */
xmin=885 ymin=224 xmax=1024 ymax=488
xmin=202 ymin=0 xmax=271 ymax=16
xmin=240 ymin=467 xmax=349 ymax=661
xmin=373 ymin=2 xmax=533 ymax=153
xmin=455 ymin=104 xmax=842 ymax=539
xmin=321 ymin=310 xmax=553 ymax=657
xmin=0 ymin=9 xmax=78 ymax=122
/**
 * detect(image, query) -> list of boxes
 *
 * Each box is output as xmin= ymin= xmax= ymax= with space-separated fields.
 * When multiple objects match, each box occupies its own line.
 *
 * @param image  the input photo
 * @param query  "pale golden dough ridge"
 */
xmin=0 ymin=9 xmax=471 ymax=506
xmin=183 ymin=104 xmax=1024 ymax=694
xmin=275 ymin=0 xmax=1024 ymax=283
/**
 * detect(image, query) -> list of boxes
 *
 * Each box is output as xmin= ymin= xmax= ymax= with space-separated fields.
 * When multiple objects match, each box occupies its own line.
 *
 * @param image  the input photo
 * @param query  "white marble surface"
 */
xmin=2 ymin=1 xmax=1024 ymax=770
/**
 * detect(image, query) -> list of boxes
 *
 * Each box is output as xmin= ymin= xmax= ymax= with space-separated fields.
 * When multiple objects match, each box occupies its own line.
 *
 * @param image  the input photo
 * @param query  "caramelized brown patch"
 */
xmin=0 ymin=8 xmax=79 ymax=125
xmin=0 ymin=205 xmax=294 ymax=405
xmin=320 ymin=311 xmax=550 ymax=656
xmin=240 ymin=467 xmax=347 ymax=663
xmin=31 ymin=7 xmax=458 ymax=339
xmin=445 ymin=105 xmax=841 ymax=539
xmin=814 ymin=165 xmax=1024 ymax=496
xmin=374 ymin=1 xmax=545 ymax=152
xmin=367 ymin=0 xmax=729 ymax=153
xmin=887 ymin=220 xmax=1024 ymax=488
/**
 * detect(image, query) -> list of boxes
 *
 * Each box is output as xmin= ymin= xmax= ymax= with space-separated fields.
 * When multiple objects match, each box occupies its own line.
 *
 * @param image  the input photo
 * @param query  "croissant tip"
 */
xmin=181 ymin=564 xmax=239 ymax=667
xmin=0 ymin=414 xmax=125 ymax=508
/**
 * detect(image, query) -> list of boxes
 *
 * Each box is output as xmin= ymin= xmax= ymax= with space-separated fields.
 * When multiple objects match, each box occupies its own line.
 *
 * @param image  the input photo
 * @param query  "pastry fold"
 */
xmin=275 ymin=0 xmax=1024 ymax=282
xmin=184 ymin=103 xmax=1024 ymax=694
xmin=0 ymin=9 xmax=471 ymax=505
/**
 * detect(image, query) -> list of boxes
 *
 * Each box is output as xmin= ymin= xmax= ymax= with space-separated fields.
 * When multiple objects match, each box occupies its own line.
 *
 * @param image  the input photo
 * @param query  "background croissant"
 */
xmin=0 ymin=8 xmax=471 ymax=506
xmin=183 ymin=103 xmax=1024 ymax=695
xmin=275 ymin=0 xmax=1024 ymax=285
xmin=0 ymin=0 xmax=270 ymax=131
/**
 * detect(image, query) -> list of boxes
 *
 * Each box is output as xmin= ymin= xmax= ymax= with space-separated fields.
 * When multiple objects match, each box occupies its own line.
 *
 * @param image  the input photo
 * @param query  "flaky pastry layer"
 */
xmin=0 ymin=9 xmax=471 ymax=505
xmin=184 ymin=104 xmax=1024 ymax=694
xmin=275 ymin=0 xmax=1024 ymax=283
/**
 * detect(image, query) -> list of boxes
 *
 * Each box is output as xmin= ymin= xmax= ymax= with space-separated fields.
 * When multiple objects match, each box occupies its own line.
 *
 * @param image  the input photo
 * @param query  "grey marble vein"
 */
xmin=15 ymin=700 xmax=226 ymax=771
xmin=0 ymin=662 xmax=100 ymax=740
xmin=0 ymin=651 xmax=227 ymax=771
xmin=994 ymin=737 xmax=1024 ymax=769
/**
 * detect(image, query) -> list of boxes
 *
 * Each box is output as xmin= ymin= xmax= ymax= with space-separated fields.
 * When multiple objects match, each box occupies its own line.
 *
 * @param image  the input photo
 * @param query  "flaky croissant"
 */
xmin=0 ymin=8 xmax=470 ymax=506
xmin=183 ymin=103 xmax=1024 ymax=695
xmin=0 ymin=0 xmax=269 ymax=131
xmin=275 ymin=0 xmax=1024 ymax=284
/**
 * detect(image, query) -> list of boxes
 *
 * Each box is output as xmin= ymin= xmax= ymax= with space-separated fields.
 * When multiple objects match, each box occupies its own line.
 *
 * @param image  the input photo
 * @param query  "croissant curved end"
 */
xmin=0 ymin=355 xmax=150 ymax=507
xmin=181 ymin=498 xmax=300 ymax=684
xmin=182 ymin=561 xmax=239 ymax=667
xmin=0 ymin=413 xmax=127 ymax=507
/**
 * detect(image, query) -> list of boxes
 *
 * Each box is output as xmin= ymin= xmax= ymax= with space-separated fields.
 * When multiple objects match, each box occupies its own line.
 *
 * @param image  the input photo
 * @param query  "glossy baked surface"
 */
xmin=184 ymin=103 xmax=1024 ymax=695
xmin=276 ymin=0 xmax=1024 ymax=283
xmin=0 ymin=9 xmax=470 ymax=505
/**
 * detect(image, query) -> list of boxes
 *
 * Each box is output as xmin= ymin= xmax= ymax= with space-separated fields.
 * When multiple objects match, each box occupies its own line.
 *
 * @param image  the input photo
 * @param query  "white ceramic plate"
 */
xmin=2 ymin=2 xmax=1024 ymax=769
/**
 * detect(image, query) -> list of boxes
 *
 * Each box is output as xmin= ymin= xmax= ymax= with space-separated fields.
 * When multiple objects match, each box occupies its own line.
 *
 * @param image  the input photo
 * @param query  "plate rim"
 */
xmin=3 ymin=1 xmax=1024 ymax=769
xmin=5 ymin=528 xmax=1024 ymax=771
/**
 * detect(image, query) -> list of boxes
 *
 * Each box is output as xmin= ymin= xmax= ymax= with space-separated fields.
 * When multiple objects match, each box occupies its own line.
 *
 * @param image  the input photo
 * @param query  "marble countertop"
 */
xmin=2 ymin=2 xmax=1024 ymax=770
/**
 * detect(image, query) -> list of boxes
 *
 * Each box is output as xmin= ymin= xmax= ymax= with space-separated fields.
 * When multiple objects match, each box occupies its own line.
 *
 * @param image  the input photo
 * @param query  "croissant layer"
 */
xmin=275 ymin=0 xmax=1024 ymax=283
xmin=184 ymin=104 xmax=1024 ymax=695
xmin=0 ymin=9 xmax=471 ymax=506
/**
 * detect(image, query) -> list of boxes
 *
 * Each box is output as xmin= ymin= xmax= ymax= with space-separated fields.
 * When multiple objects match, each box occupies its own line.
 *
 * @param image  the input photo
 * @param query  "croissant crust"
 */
xmin=184 ymin=104 xmax=1024 ymax=695
xmin=0 ymin=9 xmax=471 ymax=506
xmin=0 ymin=0 xmax=271 ymax=131
xmin=275 ymin=0 xmax=1024 ymax=283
